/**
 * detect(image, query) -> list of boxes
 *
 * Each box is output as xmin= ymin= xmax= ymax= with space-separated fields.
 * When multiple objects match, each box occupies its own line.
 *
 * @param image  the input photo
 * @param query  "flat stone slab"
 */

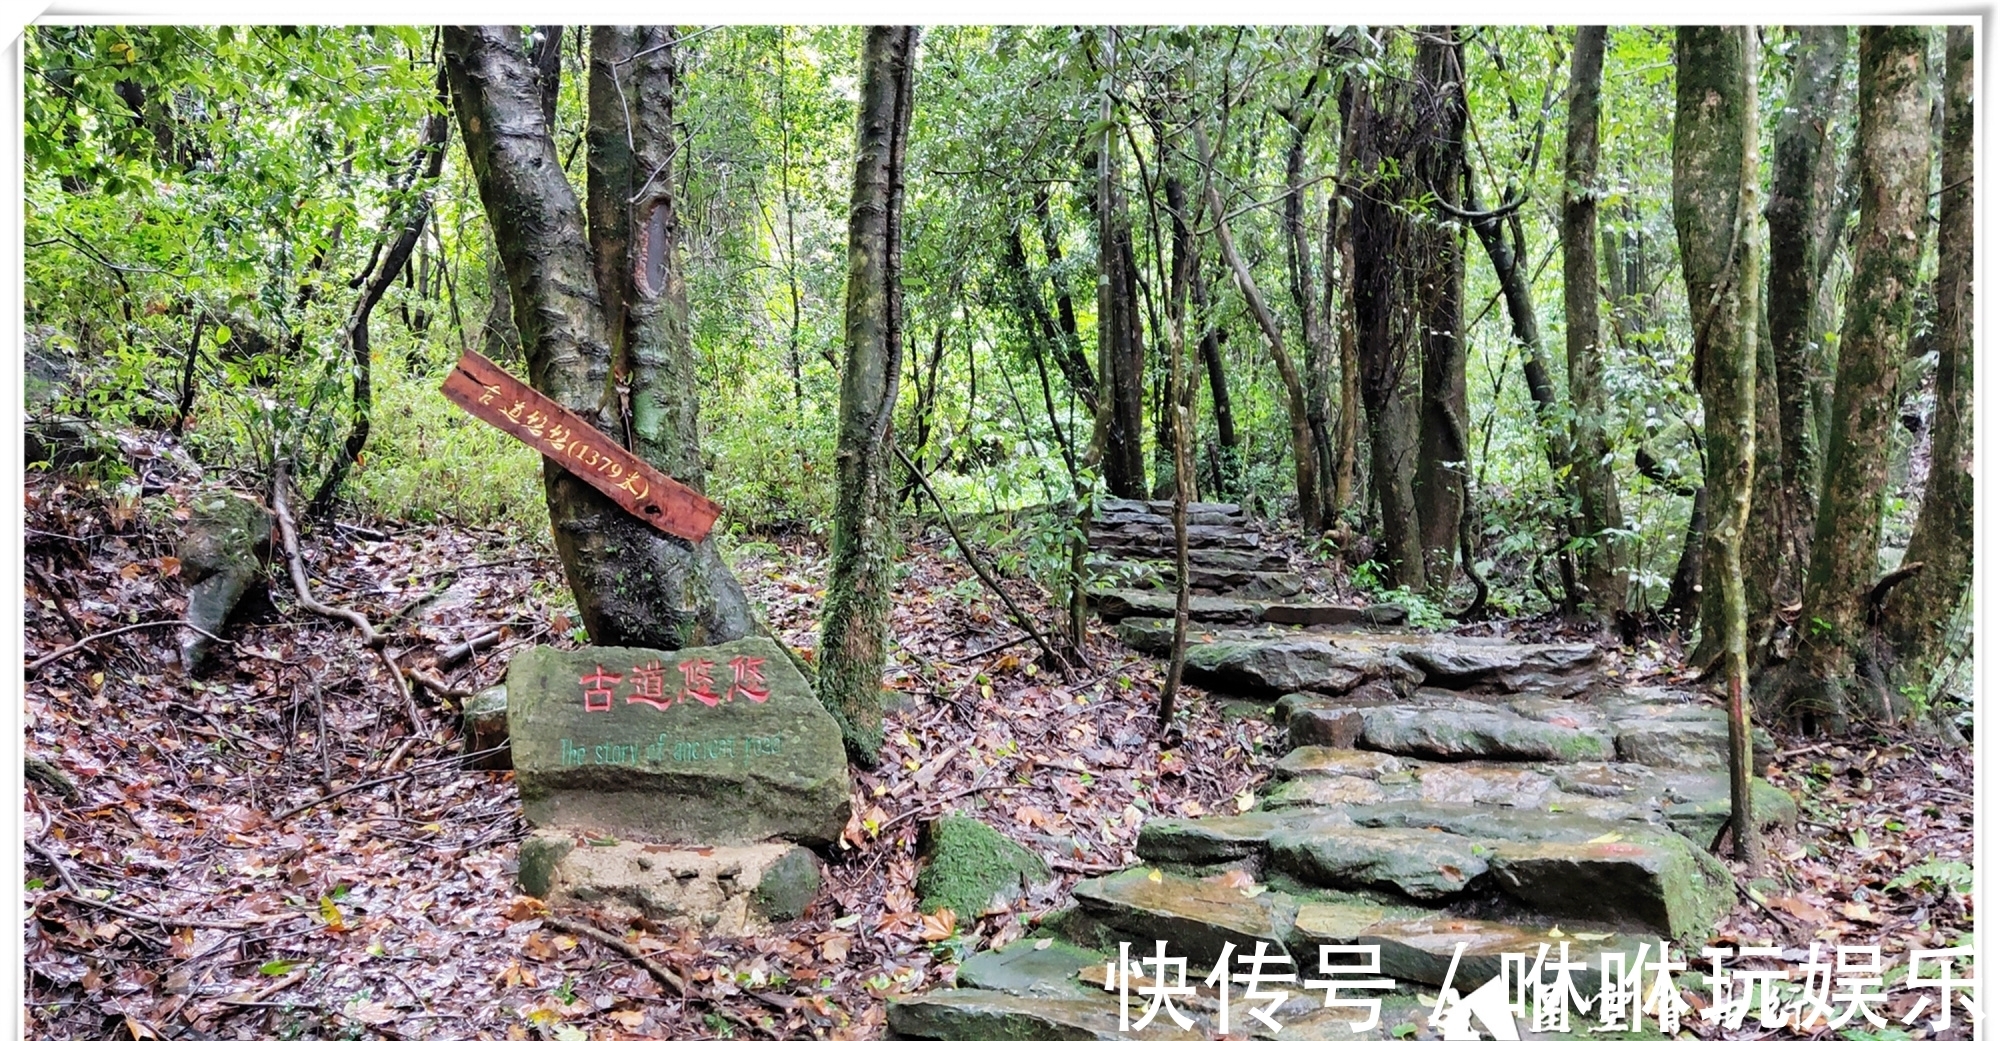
xmin=1269 ymin=825 xmax=1491 ymax=901
xmin=1137 ymin=809 xmax=1347 ymax=867
xmin=1275 ymin=746 xmax=1408 ymax=779
xmin=1356 ymin=700 xmax=1616 ymax=763
xmin=1262 ymin=601 xmax=1408 ymax=627
xmin=516 ymin=831 xmax=822 ymax=933
xmin=1090 ymin=588 xmax=1263 ymax=625
xmin=952 ymin=938 xmax=1104 ymax=1001
xmin=506 ymin=638 xmax=850 ymax=846
xmin=1114 ymin=623 xmax=1604 ymax=700
xmin=1066 ymin=867 xmax=1295 ymax=974
xmin=1487 ymin=836 xmax=1733 ymax=942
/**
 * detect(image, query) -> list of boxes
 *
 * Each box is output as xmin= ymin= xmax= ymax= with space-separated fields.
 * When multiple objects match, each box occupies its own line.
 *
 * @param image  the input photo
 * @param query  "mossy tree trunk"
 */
xmin=816 ymin=25 xmax=917 ymax=766
xmin=1563 ymin=26 xmax=1629 ymax=623
xmin=1343 ymin=55 xmax=1427 ymax=592
xmin=1672 ymin=26 xmax=1761 ymax=865
xmin=1757 ymin=27 xmax=1850 ymax=626
xmin=1410 ymin=28 xmax=1469 ymax=597
xmin=1879 ymin=26 xmax=1972 ymax=698
xmin=445 ymin=25 xmax=752 ymax=650
xmin=1781 ymin=28 xmax=1932 ymax=731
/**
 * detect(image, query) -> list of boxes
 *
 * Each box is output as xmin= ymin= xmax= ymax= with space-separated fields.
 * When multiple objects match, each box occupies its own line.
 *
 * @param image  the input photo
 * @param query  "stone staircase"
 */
xmin=890 ymin=502 xmax=1793 ymax=1040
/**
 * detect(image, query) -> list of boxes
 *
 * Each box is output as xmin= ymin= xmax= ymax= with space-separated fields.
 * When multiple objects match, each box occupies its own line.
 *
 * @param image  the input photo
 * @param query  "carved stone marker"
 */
xmin=505 ymin=637 xmax=849 ymax=847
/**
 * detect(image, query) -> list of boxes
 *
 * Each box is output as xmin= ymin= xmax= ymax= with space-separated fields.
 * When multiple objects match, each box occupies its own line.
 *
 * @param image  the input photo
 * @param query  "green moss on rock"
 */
xmin=916 ymin=815 xmax=1050 ymax=918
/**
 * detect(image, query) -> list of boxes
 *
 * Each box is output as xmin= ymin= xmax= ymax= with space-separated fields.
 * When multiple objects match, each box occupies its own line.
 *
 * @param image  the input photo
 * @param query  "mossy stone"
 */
xmin=518 ymin=833 xmax=575 ymax=898
xmin=916 ymin=814 xmax=1051 ymax=918
xmin=751 ymin=845 xmax=823 ymax=922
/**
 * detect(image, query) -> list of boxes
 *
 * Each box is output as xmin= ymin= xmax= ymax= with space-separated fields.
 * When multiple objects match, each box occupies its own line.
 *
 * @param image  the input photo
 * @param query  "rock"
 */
xmin=1485 ymin=836 xmax=1733 ymax=942
xmin=462 ymin=685 xmax=512 ymax=770
xmin=952 ymin=939 xmax=1103 ymax=999
xmin=1184 ymin=638 xmax=1423 ymax=699
xmin=1089 ymin=589 xmax=1262 ymax=625
xmin=515 ymin=829 xmax=823 ymax=933
xmin=1260 ymin=602 xmax=1403 ymax=628
xmin=1259 ymin=775 xmax=1387 ymax=810
xmin=506 ymin=638 xmax=850 ymax=846
xmin=1288 ymin=900 xmax=1390 ymax=945
xmin=1398 ymin=639 xmax=1604 ymax=697
xmin=1289 ymin=705 xmax=1365 ymax=748
xmin=177 ymin=489 xmax=272 ymax=671
xmin=1612 ymin=713 xmax=1776 ymax=771
xmin=1415 ymin=763 xmax=1556 ymax=808
xmin=1357 ymin=702 xmax=1615 ymax=762
xmin=1066 ymin=867 xmax=1295 ymax=974
xmin=1136 ymin=809 xmax=1346 ymax=866
xmin=916 ymin=814 xmax=1052 ymax=918
xmin=888 ymin=989 xmax=1155 ymax=1041
xmin=1356 ymin=914 xmax=1659 ymax=991
xmin=1098 ymin=497 xmax=1245 ymax=521
xmin=1547 ymin=763 xmax=1798 ymax=839
xmin=1274 ymin=747 xmax=1406 ymax=780
xmin=751 ymin=845 xmax=826 ymax=922
xmin=1269 ymin=825 xmax=1491 ymax=901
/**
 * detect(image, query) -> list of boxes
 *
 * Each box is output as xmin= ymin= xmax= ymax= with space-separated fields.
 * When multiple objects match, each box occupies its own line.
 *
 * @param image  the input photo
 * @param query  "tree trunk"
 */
xmin=1090 ymin=30 xmax=1147 ymax=499
xmin=1780 ymin=28 xmax=1931 ymax=730
xmin=1562 ymin=26 xmax=1629 ymax=622
xmin=1283 ymin=62 xmax=1341 ymax=533
xmin=1759 ymin=25 xmax=1850 ymax=629
xmin=1032 ymin=188 xmax=1097 ymax=410
xmin=1672 ymin=25 xmax=1761 ymax=866
xmin=310 ymin=69 xmax=451 ymax=517
xmin=817 ymin=25 xmax=917 ymax=766
xmin=1174 ymin=180 xmax=1239 ymax=501
xmin=445 ymin=25 xmax=752 ymax=650
xmin=1410 ymin=29 xmax=1468 ymax=596
xmin=1343 ymin=67 xmax=1426 ymax=591
xmin=1878 ymin=26 xmax=1972 ymax=687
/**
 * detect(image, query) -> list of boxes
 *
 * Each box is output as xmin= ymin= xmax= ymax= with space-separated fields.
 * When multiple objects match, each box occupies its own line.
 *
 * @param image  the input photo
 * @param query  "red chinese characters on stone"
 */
xmin=677 ymin=659 xmax=718 ymax=707
xmin=625 ymin=661 xmax=673 ymax=710
xmin=576 ymin=656 xmax=775 ymax=711
xmin=729 ymin=656 xmax=769 ymax=703
xmin=579 ymin=666 xmax=621 ymax=713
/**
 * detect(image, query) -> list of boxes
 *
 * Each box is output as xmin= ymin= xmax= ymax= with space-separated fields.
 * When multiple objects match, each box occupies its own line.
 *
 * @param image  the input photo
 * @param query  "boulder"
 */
xmin=462 ymin=685 xmax=511 ymax=769
xmin=1486 ymin=836 xmax=1733 ymax=943
xmin=506 ymin=638 xmax=850 ymax=846
xmin=1397 ymin=639 xmax=1604 ymax=697
xmin=516 ymin=830 xmax=823 ymax=932
xmin=917 ymin=814 xmax=1052 ymax=918
xmin=1136 ymin=809 xmax=1347 ymax=867
xmin=177 ymin=489 xmax=271 ymax=671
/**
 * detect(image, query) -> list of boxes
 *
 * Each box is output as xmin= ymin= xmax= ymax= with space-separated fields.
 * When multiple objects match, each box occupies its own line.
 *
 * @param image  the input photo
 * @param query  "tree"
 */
xmin=1752 ymin=26 xmax=1850 ymax=635
xmin=817 ymin=26 xmax=918 ymax=766
xmin=1672 ymin=25 xmax=1760 ymax=863
xmin=1878 ymin=25 xmax=1972 ymax=685
xmin=445 ymin=25 xmax=754 ymax=649
xmin=1562 ymin=26 xmax=1629 ymax=621
xmin=1409 ymin=28 xmax=1469 ymax=596
xmin=1780 ymin=27 xmax=1932 ymax=731
xmin=1090 ymin=29 xmax=1148 ymax=500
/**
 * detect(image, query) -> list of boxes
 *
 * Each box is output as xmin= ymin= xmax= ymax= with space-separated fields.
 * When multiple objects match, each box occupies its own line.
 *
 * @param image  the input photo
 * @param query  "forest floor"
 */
xmin=21 ymin=469 xmax=1975 ymax=1041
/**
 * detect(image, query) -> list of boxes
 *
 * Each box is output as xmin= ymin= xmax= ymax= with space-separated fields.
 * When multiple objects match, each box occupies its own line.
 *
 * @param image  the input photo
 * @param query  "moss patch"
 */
xmin=916 ymin=814 xmax=1051 ymax=918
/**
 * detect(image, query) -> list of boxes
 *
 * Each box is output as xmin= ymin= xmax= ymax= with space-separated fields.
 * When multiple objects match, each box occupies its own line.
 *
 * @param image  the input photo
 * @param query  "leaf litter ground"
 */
xmin=23 ymin=474 xmax=1973 ymax=1039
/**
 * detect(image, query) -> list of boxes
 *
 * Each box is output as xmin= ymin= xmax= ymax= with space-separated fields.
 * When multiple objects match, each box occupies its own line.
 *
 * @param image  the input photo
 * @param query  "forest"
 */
xmin=20 ymin=23 xmax=1975 ymax=1041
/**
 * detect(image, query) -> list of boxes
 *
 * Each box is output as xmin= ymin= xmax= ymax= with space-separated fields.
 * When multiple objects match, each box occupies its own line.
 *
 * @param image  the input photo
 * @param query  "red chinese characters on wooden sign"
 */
xmin=577 ymin=656 xmax=769 ymax=713
xmin=439 ymin=349 xmax=721 ymax=542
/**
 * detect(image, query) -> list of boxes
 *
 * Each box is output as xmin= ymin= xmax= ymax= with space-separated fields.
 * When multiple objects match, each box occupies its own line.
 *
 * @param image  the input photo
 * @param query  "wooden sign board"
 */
xmin=440 ymin=350 xmax=720 ymax=542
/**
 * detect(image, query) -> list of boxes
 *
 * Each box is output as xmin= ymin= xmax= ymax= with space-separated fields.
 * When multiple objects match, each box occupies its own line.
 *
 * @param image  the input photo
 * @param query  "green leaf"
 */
xmin=258 ymin=958 xmax=304 ymax=976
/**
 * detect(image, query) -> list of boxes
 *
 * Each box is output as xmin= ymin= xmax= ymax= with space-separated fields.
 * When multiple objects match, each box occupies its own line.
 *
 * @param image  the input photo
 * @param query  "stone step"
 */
xmin=1091 ymin=520 xmax=1265 ymax=551
xmin=1098 ymin=567 xmax=1306 ymax=601
xmin=1133 ymin=802 xmax=1733 ymax=941
xmin=1089 ymin=589 xmax=1408 ymax=629
xmin=1097 ymin=496 xmax=1246 ymax=522
xmin=889 ymin=980 xmax=1459 ymax=1041
xmin=1114 ymin=623 xmax=1604 ymax=699
xmin=1281 ymin=687 xmax=1781 ymax=779
xmin=1062 ymin=866 xmax=1299 ymax=976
